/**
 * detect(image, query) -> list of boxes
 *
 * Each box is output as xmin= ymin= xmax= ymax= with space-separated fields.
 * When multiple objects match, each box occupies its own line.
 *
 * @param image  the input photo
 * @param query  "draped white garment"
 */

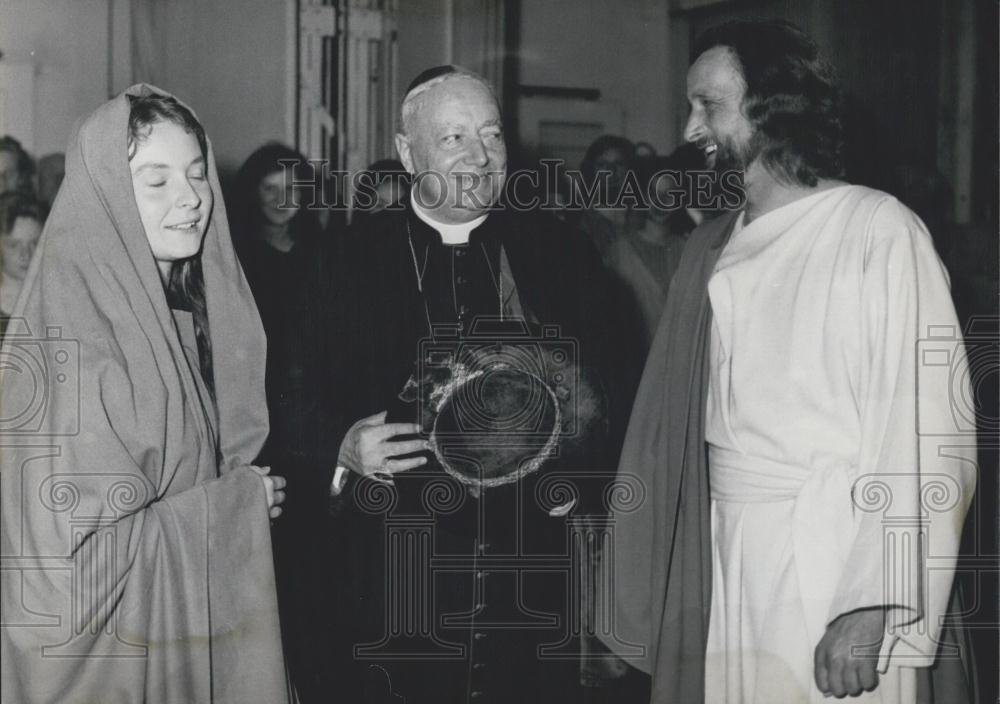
xmin=703 ymin=185 xmax=976 ymax=704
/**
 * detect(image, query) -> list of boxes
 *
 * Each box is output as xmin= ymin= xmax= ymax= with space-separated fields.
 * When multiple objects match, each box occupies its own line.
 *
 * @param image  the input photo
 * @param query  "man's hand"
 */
xmin=250 ymin=465 xmax=286 ymax=519
xmin=814 ymin=608 xmax=885 ymax=698
xmin=339 ymin=411 xmax=430 ymax=481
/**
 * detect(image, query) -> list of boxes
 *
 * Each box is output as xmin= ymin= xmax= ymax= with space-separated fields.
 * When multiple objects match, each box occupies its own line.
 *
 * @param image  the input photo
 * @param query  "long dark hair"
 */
xmin=693 ymin=20 xmax=844 ymax=187
xmin=127 ymin=93 xmax=215 ymax=398
xmin=233 ymin=143 xmax=322 ymax=249
xmin=0 ymin=136 xmax=36 ymax=195
xmin=0 ymin=191 xmax=46 ymax=235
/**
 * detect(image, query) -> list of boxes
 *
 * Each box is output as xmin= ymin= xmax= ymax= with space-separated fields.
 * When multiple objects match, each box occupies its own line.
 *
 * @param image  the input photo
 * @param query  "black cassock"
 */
xmin=322 ymin=204 xmax=632 ymax=704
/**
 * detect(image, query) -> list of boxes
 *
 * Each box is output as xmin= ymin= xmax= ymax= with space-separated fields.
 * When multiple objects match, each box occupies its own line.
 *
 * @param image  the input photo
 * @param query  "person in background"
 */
xmin=0 ymin=136 xmax=35 ymax=197
xmin=231 ymin=142 xmax=342 ymax=703
xmin=0 ymin=192 xmax=44 ymax=327
xmin=576 ymin=134 xmax=638 ymax=263
xmin=0 ymin=86 xmax=289 ymax=704
xmin=232 ymin=143 xmax=335 ymax=467
xmin=603 ymin=152 xmax=696 ymax=350
xmin=36 ymin=152 xmax=66 ymax=210
xmin=350 ymin=157 xmax=409 ymax=229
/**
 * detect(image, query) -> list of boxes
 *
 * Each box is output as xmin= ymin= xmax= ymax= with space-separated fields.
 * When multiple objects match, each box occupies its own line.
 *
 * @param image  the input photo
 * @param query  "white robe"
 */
xmin=704 ymin=185 xmax=976 ymax=704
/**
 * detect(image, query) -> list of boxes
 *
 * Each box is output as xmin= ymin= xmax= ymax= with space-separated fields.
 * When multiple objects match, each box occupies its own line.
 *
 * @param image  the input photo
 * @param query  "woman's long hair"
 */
xmin=232 ymin=143 xmax=322 ymax=251
xmin=127 ymin=94 xmax=215 ymax=398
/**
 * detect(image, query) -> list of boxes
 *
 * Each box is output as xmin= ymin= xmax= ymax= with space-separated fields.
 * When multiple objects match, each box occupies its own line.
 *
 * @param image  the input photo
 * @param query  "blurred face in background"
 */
xmin=1 ymin=215 xmax=42 ymax=281
xmin=594 ymin=147 xmax=630 ymax=200
xmin=257 ymin=169 xmax=299 ymax=227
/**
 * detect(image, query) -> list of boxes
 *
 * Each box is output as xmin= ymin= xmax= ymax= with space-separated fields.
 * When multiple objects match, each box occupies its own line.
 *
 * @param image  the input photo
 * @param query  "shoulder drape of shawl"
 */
xmin=0 ymin=85 xmax=289 ymax=704
xmin=597 ymin=212 xmax=737 ymax=703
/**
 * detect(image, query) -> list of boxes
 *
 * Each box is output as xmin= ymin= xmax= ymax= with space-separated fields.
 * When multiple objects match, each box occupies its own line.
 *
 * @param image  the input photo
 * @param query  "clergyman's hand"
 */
xmin=814 ymin=608 xmax=885 ymax=698
xmin=339 ymin=411 xmax=430 ymax=482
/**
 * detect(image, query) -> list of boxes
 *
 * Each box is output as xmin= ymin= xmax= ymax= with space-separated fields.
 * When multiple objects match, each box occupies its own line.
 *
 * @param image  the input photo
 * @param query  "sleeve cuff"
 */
xmin=330 ymin=465 xmax=350 ymax=496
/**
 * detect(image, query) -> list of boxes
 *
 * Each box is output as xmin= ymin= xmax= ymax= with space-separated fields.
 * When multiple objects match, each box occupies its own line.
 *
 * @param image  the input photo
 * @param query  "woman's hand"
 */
xmin=250 ymin=465 xmax=286 ymax=518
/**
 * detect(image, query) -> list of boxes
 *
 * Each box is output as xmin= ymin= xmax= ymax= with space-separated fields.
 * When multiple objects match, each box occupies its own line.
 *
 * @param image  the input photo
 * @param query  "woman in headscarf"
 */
xmin=0 ymin=85 xmax=291 ymax=704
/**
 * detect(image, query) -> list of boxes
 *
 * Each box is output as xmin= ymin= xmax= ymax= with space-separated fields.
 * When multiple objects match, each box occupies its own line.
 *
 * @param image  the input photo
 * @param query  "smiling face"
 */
xmin=256 ymin=169 xmax=299 ymax=227
xmin=129 ymin=121 xmax=213 ymax=279
xmin=683 ymin=46 xmax=756 ymax=174
xmin=395 ymin=76 xmax=506 ymax=224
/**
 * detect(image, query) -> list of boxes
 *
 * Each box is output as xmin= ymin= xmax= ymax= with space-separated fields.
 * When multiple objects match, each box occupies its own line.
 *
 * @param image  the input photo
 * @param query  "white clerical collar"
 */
xmin=411 ymin=198 xmax=488 ymax=245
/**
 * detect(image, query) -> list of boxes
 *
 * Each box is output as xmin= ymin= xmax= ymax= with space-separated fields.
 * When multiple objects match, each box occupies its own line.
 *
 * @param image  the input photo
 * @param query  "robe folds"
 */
xmin=703 ymin=185 xmax=976 ymax=703
xmin=601 ymin=185 xmax=976 ymax=704
xmin=1 ymin=85 xmax=290 ymax=704
xmin=597 ymin=211 xmax=735 ymax=702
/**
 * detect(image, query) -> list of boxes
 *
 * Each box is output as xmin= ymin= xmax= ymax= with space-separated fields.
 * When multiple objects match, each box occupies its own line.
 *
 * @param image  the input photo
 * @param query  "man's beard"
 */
xmin=712 ymin=136 xmax=756 ymax=176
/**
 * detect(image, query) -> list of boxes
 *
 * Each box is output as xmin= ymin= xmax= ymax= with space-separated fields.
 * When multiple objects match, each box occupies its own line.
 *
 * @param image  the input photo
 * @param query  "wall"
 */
xmin=0 ymin=0 xmax=118 ymax=156
xmin=0 ymin=0 xmax=293 ymax=175
xmin=518 ymin=0 xmax=673 ymax=152
xmin=395 ymin=0 xmax=451 ymax=106
xmin=138 ymin=0 xmax=294 ymax=175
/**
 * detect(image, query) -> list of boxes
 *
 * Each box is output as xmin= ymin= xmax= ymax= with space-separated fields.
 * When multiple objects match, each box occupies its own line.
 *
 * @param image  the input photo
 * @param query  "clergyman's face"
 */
xmin=396 ymin=77 xmax=506 ymax=224
xmin=683 ymin=46 xmax=756 ymax=174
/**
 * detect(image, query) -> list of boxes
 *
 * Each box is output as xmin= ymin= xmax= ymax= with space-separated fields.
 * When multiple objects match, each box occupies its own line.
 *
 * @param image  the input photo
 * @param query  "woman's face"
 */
xmin=1 ymin=216 xmax=42 ymax=281
xmin=129 ymin=121 xmax=213 ymax=276
xmin=256 ymin=170 xmax=299 ymax=227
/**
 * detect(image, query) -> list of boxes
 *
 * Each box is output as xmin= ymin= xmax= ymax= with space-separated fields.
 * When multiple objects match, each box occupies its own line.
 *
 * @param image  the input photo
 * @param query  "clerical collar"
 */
xmin=411 ymin=198 xmax=488 ymax=245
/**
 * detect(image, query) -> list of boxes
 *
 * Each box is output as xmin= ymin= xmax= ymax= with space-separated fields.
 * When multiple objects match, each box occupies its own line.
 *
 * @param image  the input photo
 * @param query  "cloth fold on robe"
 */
xmin=703 ymin=186 xmax=977 ymax=703
xmin=1 ymin=85 xmax=290 ymax=704
xmin=596 ymin=211 xmax=738 ymax=703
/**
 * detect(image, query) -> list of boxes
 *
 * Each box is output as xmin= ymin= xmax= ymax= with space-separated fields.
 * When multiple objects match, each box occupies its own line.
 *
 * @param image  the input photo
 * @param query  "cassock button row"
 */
xmin=470 ymin=691 xmax=482 ymax=699
xmin=474 ymin=631 xmax=488 ymax=640
xmin=456 ymin=275 xmax=466 ymax=285
xmin=456 ymin=248 xmax=466 ymax=257
xmin=476 ymin=570 xmax=486 ymax=579
xmin=472 ymin=663 xmax=486 ymax=671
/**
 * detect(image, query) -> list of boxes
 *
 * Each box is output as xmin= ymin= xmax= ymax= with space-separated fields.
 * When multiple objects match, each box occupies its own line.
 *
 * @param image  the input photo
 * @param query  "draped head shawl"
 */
xmin=0 ymin=85 xmax=290 ymax=703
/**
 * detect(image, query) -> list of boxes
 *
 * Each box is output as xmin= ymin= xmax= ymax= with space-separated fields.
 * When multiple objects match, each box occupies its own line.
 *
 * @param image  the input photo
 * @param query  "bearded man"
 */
xmin=601 ymin=21 xmax=976 ymax=704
